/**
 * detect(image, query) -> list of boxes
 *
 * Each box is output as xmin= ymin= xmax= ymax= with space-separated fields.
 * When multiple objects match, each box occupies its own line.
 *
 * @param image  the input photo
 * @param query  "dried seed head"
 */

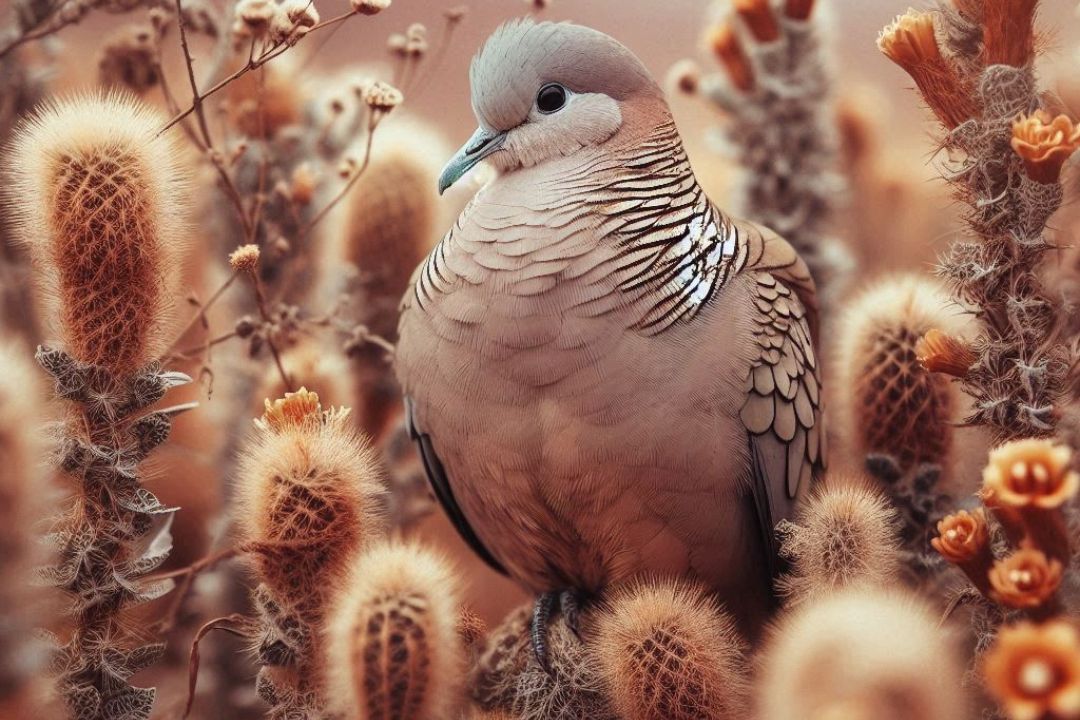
xmin=237 ymin=391 xmax=386 ymax=612
xmin=982 ymin=439 xmax=1080 ymax=511
xmin=777 ymin=479 xmax=901 ymax=606
xmin=229 ymin=243 xmax=261 ymax=274
xmin=270 ymin=0 xmax=319 ymax=46
xmin=234 ymin=0 xmax=277 ymax=38
xmin=932 ymin=509 xmax=990 ymax=564
xmin=351 ymin=0 xmax=390 ymax=15
xmin=324 ymin=541 xmax=465 ymax=720
xmin=916 ymin=328 xmax=976 ymax=379
xmin=707 ymin=22 xmax=754 ymax=93
xmin=878 ymin=10 xmax=977 ymax=128
xmin=7 ymin=93 xmax=187 ymax=375
xmin=98 ymin=24 xmax=160 ymax=94
xmin=734 ymin=0 xmax=779 ymax=43
xmin=666 ymin=59 xmax=701 ymax=95
xmin=1012 ymin=110 xmax=1080 ymax=184
xmin=983 ymin=620 xmax=1080 ymax=720
xmin=592 ymin=580 xmax=750 ymax=720
xmin=387 ymin=33 xmax=408 ymax=57
xmin=758 ymin=588 xmax=966 ymax=720
xmin=988 ymin=548 xmax=1063 ymax=609
xmin=835 ymin=275 xmax=964 ymax=471
xmin=365 ymin=80 xmax=403 ymax=112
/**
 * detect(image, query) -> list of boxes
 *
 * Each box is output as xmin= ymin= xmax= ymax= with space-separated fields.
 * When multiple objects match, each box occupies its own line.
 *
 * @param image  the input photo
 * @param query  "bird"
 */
xmin=394 ymin=18 xmax=825 ymax=663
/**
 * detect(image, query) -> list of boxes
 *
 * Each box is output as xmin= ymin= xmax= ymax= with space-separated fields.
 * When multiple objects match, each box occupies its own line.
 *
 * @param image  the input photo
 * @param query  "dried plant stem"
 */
xmin=162 ymin=271 xmax=239 ymax=360
xmin=303 ymin=117 xmax=378 ymax=233
xmin=246 ymin=271 xmax=294 ymax=393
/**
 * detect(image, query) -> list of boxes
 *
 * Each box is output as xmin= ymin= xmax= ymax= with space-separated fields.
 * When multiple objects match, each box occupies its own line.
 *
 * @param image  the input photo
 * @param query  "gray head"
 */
xmin=438 ymin=19 xmax=665 ymax=193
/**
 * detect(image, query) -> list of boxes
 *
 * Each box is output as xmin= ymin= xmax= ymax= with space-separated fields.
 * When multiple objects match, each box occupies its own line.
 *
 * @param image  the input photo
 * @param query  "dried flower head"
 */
xmin=592 ymin=580 xmax=750 ymax=720
xmin=707 ymin=22 xmax=754 ymax=93
xmin=983 ymin=439 xmax=1080 ymax=511
xmin=734 ymin=0 xmax=779 ymax=43
xmin=915 ymin=327 xmax=976 ymax=379
xmin=324 ymin=541 xmax=465 ymax=720
xmin=229 ymin=243 xmax=261 ymax=274
xmin=983 ymin=620 xmax=1080 ymax=720
xmin=759 ymin=587 xmax=966 ymax=720
xmin=932 ymin=509 xmax=989 ymax=564
xmin=835 ymin=276 xmax=964 ymax=470
xmin=667 ymin=59 xmax=701 ymax=95
xmin=1012 ymin=110 xmax=1080 ymax=185
xmin=270 ymin=0 xmax=319 ymax=46
xmin=777 ymin=479 xmax=901 ymax=606
xmin=989 ymin=548 xmax=1063 ymax=609
xmin=237 ymin=392 xmax=386 ymax=613
xmin=351 ymin=0 xmax=390 ymax=14
xmin=878 ymin=10 xmax=977 ymax=128
xmin=387 ymin=32 xmax=408 ymax=57
xmin=98 ymin=24 xmax=159 ymax=94
xmin=235 ymin=0 xmax=277 ymax=38
xmin=365 ymin=80 xmax=403 ymax=113
xmin=7 ymin=93 xmax=186 ymax=374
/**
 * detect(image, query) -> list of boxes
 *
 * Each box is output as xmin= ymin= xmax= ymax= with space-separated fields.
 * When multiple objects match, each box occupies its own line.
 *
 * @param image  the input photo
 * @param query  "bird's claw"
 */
xmin=531 ymin=589 xmax=587 ymax=673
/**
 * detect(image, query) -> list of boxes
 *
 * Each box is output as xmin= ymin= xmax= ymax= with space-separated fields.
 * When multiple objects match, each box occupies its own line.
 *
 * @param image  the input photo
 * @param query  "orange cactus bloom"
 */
xmin=932 ymin=509 xmax=989 ymax=564
xmin=984 ymin=620 xmax=1080 ymax=720
xmin=1012 ymin=111 xmax=1080 ymax=185
xmin=916 ymin=328 xmax=976 ymax=379
xmin=988 ymin=548 xmax=1063 ymax=610
xmin=983 ymin=439 xmax=1080 ymax=511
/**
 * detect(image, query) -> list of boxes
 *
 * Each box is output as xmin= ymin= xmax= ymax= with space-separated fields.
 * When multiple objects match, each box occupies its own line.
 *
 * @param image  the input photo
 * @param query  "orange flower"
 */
xmin=988 ymin=548 xmax=1063 ymax=610
xmin=1012 ymin=111 xmax=1080 ymax=184
xmin=707 ymin=22 xmax=754 ymax=93
xmin=932 ymin=509 xmax=989 ymax=564
xmin=877 ymin=11 xmax=977 ymax=129
xmin=916 ymin=328 xmax=976 ymax=379
xmin=983 ymin=439 xmax=1080 ymax=511
xmin=258 ymin=387 xmax=323 ymax=432
xmin=984 ymin=620 xmax=1080 ymax=720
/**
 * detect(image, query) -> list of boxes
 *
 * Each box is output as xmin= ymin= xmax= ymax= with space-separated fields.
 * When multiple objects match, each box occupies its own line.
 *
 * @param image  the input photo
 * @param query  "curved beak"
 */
xmin=438 ymin=126 xmax=506 ymax=195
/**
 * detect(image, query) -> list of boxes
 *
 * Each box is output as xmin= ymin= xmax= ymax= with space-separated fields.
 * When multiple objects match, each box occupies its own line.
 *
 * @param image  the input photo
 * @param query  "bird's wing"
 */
xmin=403 ymin=398 xmax=509 ymax=576
xmin=736 ymin=222 xmax=827 ymax=574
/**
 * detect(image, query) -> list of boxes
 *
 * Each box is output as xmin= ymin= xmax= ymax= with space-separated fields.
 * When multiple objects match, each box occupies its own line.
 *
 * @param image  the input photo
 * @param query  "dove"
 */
xmin=395 ymin=18 xmax=825 ymax=662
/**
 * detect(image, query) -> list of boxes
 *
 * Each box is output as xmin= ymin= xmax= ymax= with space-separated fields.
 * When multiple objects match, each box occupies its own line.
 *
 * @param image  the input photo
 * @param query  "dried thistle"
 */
xmin=6 ymin=93 xmax=191 ymax=719
xmin=776 ymin=479 xmax=901 ymax=606
xmin=836 ymin=275 xmax=964 ymax=472
xmin=228 ymin=243 xmax=261 ymax=275
xmin=1011 ymin=111 xmax=1080 ymax=185
xmin=323 ymin=541 xmax=465 ymax=720
xmin=591 ymin=580 xmax=749 ymax=720
xmin=237 ymin=388 xmax=386 ymax=716
xmin=983 ymin=619 xmax=1080 ymax=720
xmin=758 ymin=587 xmax=967 ymax=720
xmin=270 ymin=0 xmax=319 ymax=46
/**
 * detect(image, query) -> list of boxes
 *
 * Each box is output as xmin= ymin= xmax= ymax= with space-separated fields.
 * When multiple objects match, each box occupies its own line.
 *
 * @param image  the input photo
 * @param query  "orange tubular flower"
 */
xmin=988 ymin=548 xmax=1063 ymax=610
xmin=707 ymin=22 xmax=755 ymax=93
xmin=734 ymin=0 xmax=779 ymax=43
xmin=933 ymin=509 xmax=994 ymax=595
xmin=984 ymin=620 xmax=1080 ymax=720
xmin=877 ymin=10 xmax=978 ymax=129
xmin=916 ymin=328 xmax=976 ymax=378
xmin=1012 ymin=111 xmax=1080 ymax=185
xmin=258 ymin=387 xmax=324 ymax=432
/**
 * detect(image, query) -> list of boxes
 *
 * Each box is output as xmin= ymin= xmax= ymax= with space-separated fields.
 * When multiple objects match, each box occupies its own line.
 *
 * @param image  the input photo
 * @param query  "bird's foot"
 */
xmin=531 ymin=589 xmax=587 ymax=672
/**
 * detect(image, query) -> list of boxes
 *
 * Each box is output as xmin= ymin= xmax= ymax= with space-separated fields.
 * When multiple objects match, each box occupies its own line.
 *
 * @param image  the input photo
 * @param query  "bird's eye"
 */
xmin=536 ymin=83 xmax=567 ymax=114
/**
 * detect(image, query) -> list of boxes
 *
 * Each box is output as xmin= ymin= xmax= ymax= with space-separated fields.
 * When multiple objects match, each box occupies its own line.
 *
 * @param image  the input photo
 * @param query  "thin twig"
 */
xmin=302 ymin=115 xmax=379 ymax=233
xmin=245 ymin=270 xmax=293 ymax=392
xmin=184 ymin=613 xmax=257 ymax=719
xmin=161 ymin=271 xmax=239 ymax=362
xmin=151 ymin=545 xmax=248 ymax=635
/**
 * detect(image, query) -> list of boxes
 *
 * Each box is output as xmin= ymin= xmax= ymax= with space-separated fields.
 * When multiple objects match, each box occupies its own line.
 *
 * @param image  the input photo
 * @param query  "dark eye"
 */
xmin=536 ymin=83 xmax=567 ymax=114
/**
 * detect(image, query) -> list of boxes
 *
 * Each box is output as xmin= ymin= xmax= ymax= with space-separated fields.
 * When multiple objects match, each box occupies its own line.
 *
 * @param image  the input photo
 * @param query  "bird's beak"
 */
xmin=438 ymin=126 xmax=506 ymax=195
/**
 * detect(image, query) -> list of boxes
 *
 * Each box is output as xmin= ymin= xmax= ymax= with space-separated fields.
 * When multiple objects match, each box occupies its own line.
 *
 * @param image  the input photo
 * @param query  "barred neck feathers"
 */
xmin=599 ymin=122 xmax=749 ymax=333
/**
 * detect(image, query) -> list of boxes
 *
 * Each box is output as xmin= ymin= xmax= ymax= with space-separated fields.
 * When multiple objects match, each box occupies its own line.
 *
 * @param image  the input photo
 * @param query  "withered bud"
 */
xmin=667 ymin=59 xmax=701 ymax=95
xmin=387 ymin=32 xmax=408 ymax=57
xmin=365 ymin=80 xmax=403 ymax=112
xmin=735 ymin=0 xmax=780 ymax=43
xmin=444 ymin=5 xmax=467 ymax=22
xmin=229 ymin=244 xmax=261 ymax=274
xmin=707 ymin=22 xmax=754 ymax=93
xmin=235 ymin=0 xmax=276 ymax=38
xmin=916 ymin=328 xmax=976 ymax=378
xmin=1012 ymin=110 xmax=1080 ymax=184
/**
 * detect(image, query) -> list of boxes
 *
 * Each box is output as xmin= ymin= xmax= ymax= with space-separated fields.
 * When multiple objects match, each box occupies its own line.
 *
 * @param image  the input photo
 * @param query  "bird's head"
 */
xmin=437 ymin=19 xmax=666 ymax=194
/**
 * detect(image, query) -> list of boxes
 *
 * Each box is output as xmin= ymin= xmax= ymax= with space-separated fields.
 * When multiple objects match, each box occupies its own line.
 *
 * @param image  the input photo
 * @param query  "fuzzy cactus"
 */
xmin=776 ymin=479 xmax=902 ymax=605
xmin=701 ymin=0 xmax=852 ymax=309
xmin=758 ymin=587 xmax=968 ymax=720
xmin=470 ymin=604 xmax=617 ymax=720
xmin=879 ymin=2 xmax=1070 ymax=441
xmin=0 ymin=341 xmax=53 ymax=714
xmin=236 ymin=388 xmax=386 ymax=717
xmin=591 ymin=580 xmax=750 ymax=720
xmin=323 ymin=540 xmax=465 ymax=720
xmin=7 ymin=93 xmax=191 ymax=720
